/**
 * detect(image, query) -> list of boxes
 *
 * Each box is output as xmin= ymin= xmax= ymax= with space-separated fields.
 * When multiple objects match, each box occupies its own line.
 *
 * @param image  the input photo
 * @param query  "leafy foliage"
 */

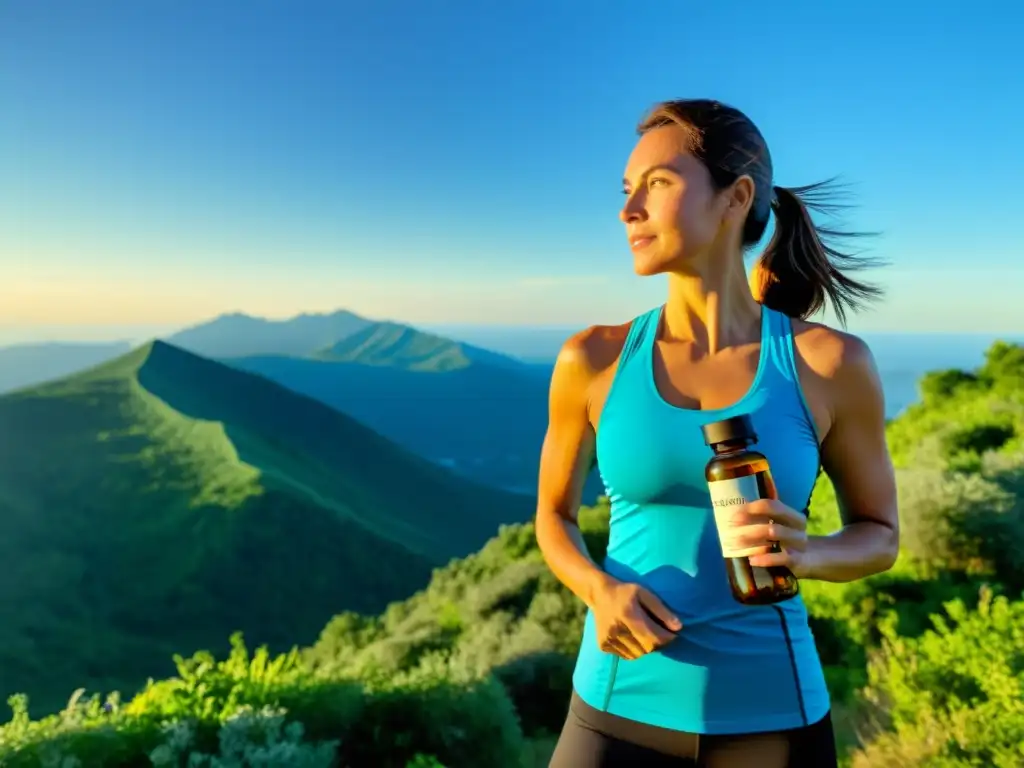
xmin=0 ymin=633 xmax=523 ymax=768
xmin=1 ymin=340 xmax=1023 ymax=766
xmin=0 ymin=341 xmax=531 ymax=715
xmin=849 ymin=586 xmax=1024 ymax=767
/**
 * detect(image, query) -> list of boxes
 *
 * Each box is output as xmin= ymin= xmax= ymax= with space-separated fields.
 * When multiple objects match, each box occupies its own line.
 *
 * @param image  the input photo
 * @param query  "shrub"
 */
xmin=895 ymin=467 xmax=1014 ymax=577
xmin=0 ymin=635 xmax=525 ymax=768
xmin=979 ymin=341 xmax=1024 ymax=391
xmin=491 ymin=652 xmax=575 ymax=738
xmin=919 ymin=369 xmax=982 ymax=402
xmin=850 ymin=586 xmax=1024 ymax=768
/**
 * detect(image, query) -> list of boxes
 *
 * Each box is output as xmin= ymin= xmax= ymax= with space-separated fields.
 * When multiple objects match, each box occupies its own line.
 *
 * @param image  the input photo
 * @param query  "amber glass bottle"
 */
xmin=702 ymin=414 xmax=799 ymax=606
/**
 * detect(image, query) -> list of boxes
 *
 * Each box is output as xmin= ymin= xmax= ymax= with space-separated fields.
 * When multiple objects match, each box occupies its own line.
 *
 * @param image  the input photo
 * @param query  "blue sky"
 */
xmin=3 ymin=0 xmax=1022 ymax=343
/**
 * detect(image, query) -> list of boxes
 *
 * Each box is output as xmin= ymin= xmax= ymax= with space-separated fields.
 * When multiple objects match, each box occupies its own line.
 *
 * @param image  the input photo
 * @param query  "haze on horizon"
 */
xmin=4 ymin=1 xmax=1022 ymax=344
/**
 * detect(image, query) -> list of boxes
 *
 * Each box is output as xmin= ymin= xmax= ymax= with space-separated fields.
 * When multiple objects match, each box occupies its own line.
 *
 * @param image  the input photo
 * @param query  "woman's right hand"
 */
xmin=591 ymin=577 xmax=682 ymax=660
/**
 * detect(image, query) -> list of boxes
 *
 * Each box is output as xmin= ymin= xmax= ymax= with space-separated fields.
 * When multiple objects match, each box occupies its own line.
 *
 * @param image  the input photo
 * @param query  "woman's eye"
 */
xmin=649 ymin=177 xmax=669 ymax=187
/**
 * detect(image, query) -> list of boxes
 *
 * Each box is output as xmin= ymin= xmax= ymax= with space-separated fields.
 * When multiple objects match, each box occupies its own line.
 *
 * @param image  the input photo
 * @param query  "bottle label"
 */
xmin=707 ymin=474 xmax=773 ymax=559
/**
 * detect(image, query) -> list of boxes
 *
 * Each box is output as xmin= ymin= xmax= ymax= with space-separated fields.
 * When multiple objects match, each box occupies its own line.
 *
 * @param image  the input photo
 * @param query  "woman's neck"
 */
xmin=661 ymin=257 xmax=762 ymax=354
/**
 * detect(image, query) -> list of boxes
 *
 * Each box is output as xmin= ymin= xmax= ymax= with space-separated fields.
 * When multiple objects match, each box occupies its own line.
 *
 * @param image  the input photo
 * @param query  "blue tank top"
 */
xmin=571 ymin=304 xmax=830 ymax=735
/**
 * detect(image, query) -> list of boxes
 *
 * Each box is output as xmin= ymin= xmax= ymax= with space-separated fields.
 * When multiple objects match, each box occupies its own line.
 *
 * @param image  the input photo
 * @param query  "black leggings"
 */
xmin=549 ymin=691 xmax=838 ymax=768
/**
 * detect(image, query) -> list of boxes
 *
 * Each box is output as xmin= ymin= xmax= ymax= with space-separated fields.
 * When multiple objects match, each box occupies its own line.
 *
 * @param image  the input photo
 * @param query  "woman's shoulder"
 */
xmin=790 ymin=318 xmax=878 ymax=383
xmin=555 ymin=320 xmax=636 ymax=380
xmin=543 ymin=321 xmax=637 ymax=426
xmin=790 ymin=318 xmax=884 ymax=429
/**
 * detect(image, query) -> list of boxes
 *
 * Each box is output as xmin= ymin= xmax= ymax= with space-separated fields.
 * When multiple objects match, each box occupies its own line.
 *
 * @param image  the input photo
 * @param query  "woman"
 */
xmin=536 ymin=99 xmax=899 ymax=767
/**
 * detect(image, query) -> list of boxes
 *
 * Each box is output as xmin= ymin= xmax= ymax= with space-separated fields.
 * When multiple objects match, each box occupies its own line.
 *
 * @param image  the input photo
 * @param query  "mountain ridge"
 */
xmin=0 ymin=338 xmax=533 ymax=714
xmin=309 ymin=320 xmax=530 ymax=373
xmin=164 ymin=309 xmax=372 ymax=359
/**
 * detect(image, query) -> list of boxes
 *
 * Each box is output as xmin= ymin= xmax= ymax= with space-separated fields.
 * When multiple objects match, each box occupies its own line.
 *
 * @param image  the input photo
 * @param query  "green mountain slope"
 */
xmin=0 ymin=340 xmax=532 ymax=715
xmin=165 ymin=309 xmax=371 ymax=359
xmin=292 ymin=338 xmax=1024 ymax=765
xmin=3 ymin=341 xmax=1022 ymax=767
xmin=229 ymin=349 xmax=555 ymax=495
xmin=311 ymin=320 xmax=532 ymax=373
xmin=313 ymin=321 xmax=471 ymax=370
xmin=168 ymin=316 xmax=563 ymax=495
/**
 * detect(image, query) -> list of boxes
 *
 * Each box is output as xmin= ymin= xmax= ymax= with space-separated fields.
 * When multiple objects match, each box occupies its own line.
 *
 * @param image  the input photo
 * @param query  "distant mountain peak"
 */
xmin=297 ymin=309 xmax=364 ymax=320
xmin=312 ymin=321 xmax=473 ymax=372
xmin=0 ymin=327 xmax=532 ymax=715
xmin=205 ymin=308 xmax=364 ymax=324
xmin=164 ymin=309 xmax=372 ymax=360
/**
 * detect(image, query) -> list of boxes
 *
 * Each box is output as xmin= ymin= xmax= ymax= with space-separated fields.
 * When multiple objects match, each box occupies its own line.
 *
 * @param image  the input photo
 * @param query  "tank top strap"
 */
xmin=761 ymin=304 xmax=821 ymax=445
xmin=761 ymin=305 xmax=800 ymax=386
xmin=616 ymin=306 xmax=662 ymax=371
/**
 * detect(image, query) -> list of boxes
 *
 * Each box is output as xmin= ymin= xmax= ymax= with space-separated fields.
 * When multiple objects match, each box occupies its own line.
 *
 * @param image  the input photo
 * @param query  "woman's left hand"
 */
xmin=726 ymin=499 xmax=814 ymax=578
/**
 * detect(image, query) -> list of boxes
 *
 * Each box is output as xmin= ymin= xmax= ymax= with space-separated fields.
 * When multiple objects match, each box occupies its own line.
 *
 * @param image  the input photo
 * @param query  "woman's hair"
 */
xmin=637 ymin=99 xmax=884 ymax=326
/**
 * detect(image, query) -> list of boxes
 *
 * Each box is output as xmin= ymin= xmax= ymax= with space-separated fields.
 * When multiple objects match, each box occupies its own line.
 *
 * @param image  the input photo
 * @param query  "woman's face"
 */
xmin=619 ymin=125 xmax=733 ymax=276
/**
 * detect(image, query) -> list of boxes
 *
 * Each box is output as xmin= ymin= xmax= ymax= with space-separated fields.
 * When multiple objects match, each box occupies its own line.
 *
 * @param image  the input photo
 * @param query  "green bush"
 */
xmin=0 ymin=635 xmax=524 ymax=768
xmin=850 ymin=586 xmax=1024 ymax=768
xmin=895 ymin=467 xmax=1014 ymax=577
xmin=919 ymin=369 xmax=981 ymax=402
xmin=980 ymin=341 xmax=1024 ymax=391
xmin=4 ymin=342 xmax=1024 ymax=767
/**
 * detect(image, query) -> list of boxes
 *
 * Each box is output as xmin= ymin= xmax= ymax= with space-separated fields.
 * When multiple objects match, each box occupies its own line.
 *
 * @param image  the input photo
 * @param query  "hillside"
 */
xmin=0 ymin=341 xmax=132 ymax=394
xmin=311 ymin=321 xmax=528 ymax=374
xmin=0 ymin=340 xmax=532 ymax=716
xmin=165 ymin=310 xmax=371 ymax=359
xmin=227 ymin=322 xmax=563 ymax=495
xmin=3 ymin=340 xmax=1021 ymax=767
xmin=0 ymin=314 xmax=573 ymax=497
xmin=167 ymin=313 xmax=563 ymax=494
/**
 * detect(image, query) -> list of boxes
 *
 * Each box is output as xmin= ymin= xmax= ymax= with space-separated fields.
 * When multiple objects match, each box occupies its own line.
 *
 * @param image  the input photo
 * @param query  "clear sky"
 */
xmin=3 ymin=0 xmax=1022 ymax=344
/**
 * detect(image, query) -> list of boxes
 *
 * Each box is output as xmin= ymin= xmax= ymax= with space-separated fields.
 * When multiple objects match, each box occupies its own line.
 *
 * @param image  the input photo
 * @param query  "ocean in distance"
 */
xmin=428 ymin=326 xmax=1024 ymax=420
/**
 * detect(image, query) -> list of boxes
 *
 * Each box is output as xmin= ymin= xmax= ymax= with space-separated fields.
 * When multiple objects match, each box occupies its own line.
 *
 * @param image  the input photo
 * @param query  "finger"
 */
xmin=748 ymin=550 xmax=795 ymax=569
xmin=615 ymin=628 xmax=647 ymax=659
xmin=736 ymin=499 xmax=806 ymax=532
xmin=761 ymin=499 xmax=808 ymax=531
xmin=730 ymin=523 xmax=807 ymax=553
xmin=723 ymin=523 xmax=777 ymax=558
xmin=764 ymin=521 xmax=807 ymax=552
xmin=604 ymin=620 xmax=646 ymax=658
xmin=601 ymin=635 xmax=638 ymax=660
xmin=635 ymin=587 xmax=682 ymax=632
xmin=611 ymin=619 xmax=652 ymax=657
xmin=725 ymin=543 xmax=776 ymax=559
xmin=627 ymin=612 xmax=677 ymax=650
xmin=728 ymin=523 xmax=774 ymax=546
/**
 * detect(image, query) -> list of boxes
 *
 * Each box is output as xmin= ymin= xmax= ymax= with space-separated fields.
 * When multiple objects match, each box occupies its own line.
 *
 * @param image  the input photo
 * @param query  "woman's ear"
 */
xmin=725 ymin=174 xmax=757 ymax=225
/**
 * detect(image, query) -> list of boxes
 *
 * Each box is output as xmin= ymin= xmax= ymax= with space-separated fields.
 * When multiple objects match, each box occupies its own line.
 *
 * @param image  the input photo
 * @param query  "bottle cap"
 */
xmin=701 ymin=414 xmax=757 ymax=446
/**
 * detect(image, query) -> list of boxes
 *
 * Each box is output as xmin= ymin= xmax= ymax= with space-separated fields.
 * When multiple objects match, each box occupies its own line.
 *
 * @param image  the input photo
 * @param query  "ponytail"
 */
xmin=755 ymin=179 xmax=884 ymax=327
xmin=633 ymin=99 xmax=884 ymax=325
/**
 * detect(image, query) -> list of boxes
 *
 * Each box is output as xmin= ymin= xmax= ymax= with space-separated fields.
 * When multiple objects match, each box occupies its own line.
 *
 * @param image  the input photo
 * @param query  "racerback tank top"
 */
xmin=571 ymin=304 xmax=830 ymax=734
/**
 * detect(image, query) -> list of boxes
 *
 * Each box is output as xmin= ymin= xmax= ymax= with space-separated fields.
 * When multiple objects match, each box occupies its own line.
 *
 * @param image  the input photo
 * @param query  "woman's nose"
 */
xmin=619 ymin=191 xmax=646 ymax=223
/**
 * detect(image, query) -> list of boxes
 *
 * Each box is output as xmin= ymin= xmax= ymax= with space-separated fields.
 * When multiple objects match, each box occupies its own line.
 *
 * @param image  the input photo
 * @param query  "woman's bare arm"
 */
xmin=804 ymin=336 xmax=900 ymax=582
xmin=534 ymin=330 xmax=615 ymax=609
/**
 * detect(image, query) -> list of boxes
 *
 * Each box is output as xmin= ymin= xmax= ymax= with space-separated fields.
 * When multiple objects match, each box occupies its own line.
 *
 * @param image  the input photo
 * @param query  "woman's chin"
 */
xmin=632 ymin=258 xmax=668 ymax=277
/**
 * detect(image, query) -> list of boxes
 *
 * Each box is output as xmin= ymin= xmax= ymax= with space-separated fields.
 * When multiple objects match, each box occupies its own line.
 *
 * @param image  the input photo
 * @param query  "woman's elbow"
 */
xmin=875 ymin=522 xmax=900 ymax=573
xmin=533 ymin=505 xmax=562 ymax=557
